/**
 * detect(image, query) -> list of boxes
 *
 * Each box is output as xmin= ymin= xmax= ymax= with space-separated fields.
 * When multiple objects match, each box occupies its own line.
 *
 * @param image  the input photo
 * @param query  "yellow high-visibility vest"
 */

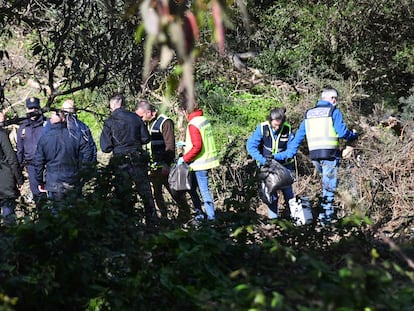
xmin=185 ymin=116 xmax=219 ymax=171
xmin=305 ymin=106 xmax=339 ymax=151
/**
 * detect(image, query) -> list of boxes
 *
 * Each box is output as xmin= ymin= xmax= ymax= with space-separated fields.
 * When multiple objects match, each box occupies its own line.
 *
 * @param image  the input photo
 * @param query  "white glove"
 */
xmin=177 ymin=157 xmax=185 ymax=165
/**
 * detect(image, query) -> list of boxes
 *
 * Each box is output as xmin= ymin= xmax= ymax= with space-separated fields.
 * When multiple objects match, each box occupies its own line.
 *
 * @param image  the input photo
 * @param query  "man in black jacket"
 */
xmin=100 ymin=94 xmax=156 ymax=224
xmin=0 ymin=112 xmax=24 ymax=225
xmin=34 ymin=109 xmax=93 ymax=204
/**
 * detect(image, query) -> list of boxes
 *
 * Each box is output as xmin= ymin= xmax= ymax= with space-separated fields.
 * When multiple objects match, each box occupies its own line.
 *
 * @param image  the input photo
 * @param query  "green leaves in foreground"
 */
xmin=0 ymin=172 xmax=413 ymax=311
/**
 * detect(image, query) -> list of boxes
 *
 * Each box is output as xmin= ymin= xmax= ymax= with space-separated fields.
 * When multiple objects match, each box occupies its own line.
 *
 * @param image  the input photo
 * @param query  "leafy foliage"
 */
xmin=1 ymin=0 xmax=145 ymax=106
xmin=247 ymin=0 xmax=414 ymax=108
xmin=1 ymin=2 xmax=414 ymax=310
xmin=399 ymin=86 xmax=414 ymax=121
xmin=1 ymin=174 xmax=414 ymax=311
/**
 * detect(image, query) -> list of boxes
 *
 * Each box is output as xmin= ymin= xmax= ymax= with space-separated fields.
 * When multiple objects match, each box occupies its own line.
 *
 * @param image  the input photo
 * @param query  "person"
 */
xmin=100 ymin=94 xmax=157 ymax=224
xmin=16 ymin=97 xmax=47 ymax=207
xmin=246 ymin=107 xmax=295 ymax=220
xmin=43 ymin=99 xmax=97 ymax=162
xmin=0 ymin=112 xmax=24 ymax=225
xmin=284 ymin=88 xmax=358 ymax=224
xmin=135 ymin=100 xmax=190 ymax=221
xmin=177 ymin=107 xmax=219 ymax=221
xmin=34 ymin=109 xmax=93 ymax=204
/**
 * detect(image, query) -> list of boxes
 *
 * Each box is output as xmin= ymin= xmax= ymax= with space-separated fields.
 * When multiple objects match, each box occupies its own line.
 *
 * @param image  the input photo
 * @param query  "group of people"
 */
xmin=0 ymin=93 xmax=220 ymax=226
xmin=0 ymin=87 xmax=356 ymax=227
xmin=247 ymin=87 xmax=358 ymax=225
xmin=0 ymin=97 xmax=97 ymax=224
xmin=97 ymin=93 xmax=220 ymax=224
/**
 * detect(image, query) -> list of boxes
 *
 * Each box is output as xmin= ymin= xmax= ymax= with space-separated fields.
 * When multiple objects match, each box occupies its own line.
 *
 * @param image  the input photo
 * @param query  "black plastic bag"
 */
xmin=168 ymin=163 xmax=192 ymax=191
xmin=257 ymin=159 xmax=294 ymax=194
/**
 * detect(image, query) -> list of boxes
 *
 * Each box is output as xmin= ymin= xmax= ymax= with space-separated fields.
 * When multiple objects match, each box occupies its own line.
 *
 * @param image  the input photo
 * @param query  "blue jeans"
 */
xmin=1 ymin=199 xmax=16 ymax=225
xmin=189 ymin=170 xmax=215 ymax=220
xmin=312 ymin=158 xmax=339 ymax=220
xmin=264 ymin=183 xmax=294 ymax=219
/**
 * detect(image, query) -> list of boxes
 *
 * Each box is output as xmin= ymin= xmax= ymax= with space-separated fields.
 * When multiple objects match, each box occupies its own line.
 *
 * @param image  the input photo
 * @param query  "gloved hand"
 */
xmin=177 ymin=157 xmax=185 ymax=165
xmin=38 ymin=184 xmax=47 ymax=193
xmin=273 ymin=151 xmax=291 ymax=162
xmin=176 ymin=141 xmax=186 ymax=148
xmin=286 ymin=149 xmax=296 ymax=159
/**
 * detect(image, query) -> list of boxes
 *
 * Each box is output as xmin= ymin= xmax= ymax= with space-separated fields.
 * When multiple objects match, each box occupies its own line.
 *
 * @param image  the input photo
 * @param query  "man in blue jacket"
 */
xmin=43 ymin=99 xmax=97 ymax=162
xmin=246 ymin=107 xmax=295 ymax=219
xmin=34 ymin=109 xmax=93 ymax=204
xmin=283 ymin=88 xmax=358 ymax=224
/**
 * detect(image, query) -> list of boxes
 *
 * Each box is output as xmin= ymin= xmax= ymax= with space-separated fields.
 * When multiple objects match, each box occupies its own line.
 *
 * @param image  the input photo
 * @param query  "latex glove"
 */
xmin=38 ymin=184 xmax=47 ymax=193
xmin=177 ymin=157 xmax=185 ymax=165
xmin=286 ymin=149 xmax=296 ymax=159
xmin=258 ymin=157 xmax=267 ymax=166
xmin=273 ymin=151 xmax=291 ymax=161
xmin=176 ymin=141 xmax=186 ymax=148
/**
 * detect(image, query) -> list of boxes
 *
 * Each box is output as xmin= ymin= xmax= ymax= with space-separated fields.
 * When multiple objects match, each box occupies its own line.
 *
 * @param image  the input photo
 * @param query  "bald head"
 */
xmin=135 ymin=99 xmax=156 ymax=122
xmin=62 ymin=99 xmax=75 ymax=113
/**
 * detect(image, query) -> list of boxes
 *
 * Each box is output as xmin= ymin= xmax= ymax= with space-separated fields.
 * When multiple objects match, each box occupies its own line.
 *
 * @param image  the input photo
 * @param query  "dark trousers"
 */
xmin=111 ymin=154 xmax=156 ymax=222
xmin=149 ymin=166 xmax=191 ymax=221
xmin=26 ymin=164 xmax=47 ymax=208
xmin=0 ymin=199 xmax=16 ymax=225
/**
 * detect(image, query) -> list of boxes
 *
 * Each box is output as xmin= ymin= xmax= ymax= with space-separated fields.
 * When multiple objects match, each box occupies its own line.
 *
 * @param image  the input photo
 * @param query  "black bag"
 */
xmin=168 ymin=162 xmax=192 ymax=191
xmin=257 ymin=159 xmax=294 ymax=194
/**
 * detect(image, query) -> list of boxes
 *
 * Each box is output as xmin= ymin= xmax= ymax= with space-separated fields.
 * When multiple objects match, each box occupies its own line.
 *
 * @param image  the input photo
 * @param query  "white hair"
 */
xmin=62 ymin=99 xmax=75 ymax=113
xmin=321 ymin=88 xmax=338 ymax=101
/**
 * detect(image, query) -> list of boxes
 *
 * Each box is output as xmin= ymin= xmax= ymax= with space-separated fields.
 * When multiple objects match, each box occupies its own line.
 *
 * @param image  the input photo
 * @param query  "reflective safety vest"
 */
xmin=260 ymin=121 xmax=291 ymax=156
xmin=305 ymin=106 xmax=339 ymax=160
xmin=260 ymin=121 xmax=293 ymax=165
xmin=185 ymin=116 xmax=219 ymax=171
xmin=149 ymin=114 xmax=168 ymax=166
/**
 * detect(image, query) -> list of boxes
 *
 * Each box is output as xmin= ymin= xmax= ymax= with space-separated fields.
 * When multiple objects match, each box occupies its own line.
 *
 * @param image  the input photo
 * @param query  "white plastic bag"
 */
xmin=289 ymin=197 xmax=313 ymax=225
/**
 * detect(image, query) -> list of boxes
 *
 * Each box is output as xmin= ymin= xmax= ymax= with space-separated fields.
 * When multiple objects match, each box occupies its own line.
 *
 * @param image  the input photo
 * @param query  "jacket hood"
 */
xmin=316 ymin=100 xmax=335 ymax=108
xmin=187 ymin=108 xmax=203 ymax=121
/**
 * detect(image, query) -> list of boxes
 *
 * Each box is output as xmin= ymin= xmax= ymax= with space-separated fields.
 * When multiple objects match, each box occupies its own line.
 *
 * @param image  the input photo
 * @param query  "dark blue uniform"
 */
xmin=43 ymin=113 xmax=97 ymax=162
xmin=34 ymin=122 xmax=93 ymax=200
xmin=16 ymin=115 xmax=47 ymax=204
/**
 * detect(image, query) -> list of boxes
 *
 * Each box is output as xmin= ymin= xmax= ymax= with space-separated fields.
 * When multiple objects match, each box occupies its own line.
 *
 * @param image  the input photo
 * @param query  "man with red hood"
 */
xmin=177 ymin=108 xmax=219 ymax=221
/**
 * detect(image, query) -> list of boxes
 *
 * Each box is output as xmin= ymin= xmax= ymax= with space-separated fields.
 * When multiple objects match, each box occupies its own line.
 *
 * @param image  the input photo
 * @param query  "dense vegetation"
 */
xmin=1 ymin=1 xmax=414 ymax=310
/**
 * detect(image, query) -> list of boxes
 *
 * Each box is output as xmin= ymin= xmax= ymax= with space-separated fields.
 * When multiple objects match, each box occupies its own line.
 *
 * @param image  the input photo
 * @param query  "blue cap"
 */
xmin=26 ymin=97 xmax=40 ymax=109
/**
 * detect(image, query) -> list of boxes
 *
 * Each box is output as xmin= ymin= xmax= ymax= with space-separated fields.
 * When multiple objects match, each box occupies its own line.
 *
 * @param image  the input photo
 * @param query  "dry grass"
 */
xmin=212 ymin=109 xmax=414 ymax=240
